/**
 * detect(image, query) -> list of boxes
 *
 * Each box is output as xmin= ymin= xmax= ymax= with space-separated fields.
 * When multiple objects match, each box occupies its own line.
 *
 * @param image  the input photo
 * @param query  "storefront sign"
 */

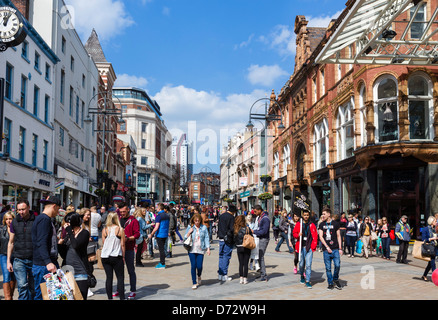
xmin=39 ymin=179 xmax=50 ymax=187
xmin=240 ymin=190 xmax=251 ymax=199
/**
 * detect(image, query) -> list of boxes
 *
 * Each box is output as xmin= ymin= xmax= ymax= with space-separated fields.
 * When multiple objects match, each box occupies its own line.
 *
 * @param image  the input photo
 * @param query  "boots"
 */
xmin=9 ymin=280 xmax=16 ymax=299
xmin=3 ymin=282 xmax=11 ymax=300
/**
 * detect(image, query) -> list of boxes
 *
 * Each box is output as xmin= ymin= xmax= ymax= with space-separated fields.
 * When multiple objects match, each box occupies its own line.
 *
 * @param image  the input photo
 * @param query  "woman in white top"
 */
xmin=101 ymin=212 xmax=126 ymax=300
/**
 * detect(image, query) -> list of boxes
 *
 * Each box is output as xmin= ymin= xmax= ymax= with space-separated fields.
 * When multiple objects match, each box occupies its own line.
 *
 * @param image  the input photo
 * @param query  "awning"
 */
xmin=316 ymin=0 xmax=438 ymax=65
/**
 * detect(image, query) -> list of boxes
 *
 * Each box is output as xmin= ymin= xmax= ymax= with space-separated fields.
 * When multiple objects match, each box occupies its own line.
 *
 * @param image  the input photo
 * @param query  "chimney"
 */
xmin=11 ymin=0 xmax=29 ymax=20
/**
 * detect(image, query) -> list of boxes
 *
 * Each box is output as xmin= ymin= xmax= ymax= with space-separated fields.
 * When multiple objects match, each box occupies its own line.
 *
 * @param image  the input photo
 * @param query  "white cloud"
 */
xmin=162 ymin=7 xmax=171 ymax=16
xmin=247 ymin=64 xmax=288 ymax=87
xmin=114 ymin=74 xmax=149 ymax=89
xmin=64 ymin=0 xmax=134 ymax=41
xmin=308 ymin=11 xmax=343 ymax=28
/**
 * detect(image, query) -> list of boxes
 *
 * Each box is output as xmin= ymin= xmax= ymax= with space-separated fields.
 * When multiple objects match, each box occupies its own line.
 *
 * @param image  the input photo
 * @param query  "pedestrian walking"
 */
xmin=339 ymin=213 xmax=347 ymax=252
xmin=184 ymin=213 xmax=211 ymax=289
xmin=275 ymin=210 xmax=293 ymax=253
xmin=345 ymin=214 xmax=358 ymax=257
xmin=7 ymin=199 xmax=35 ymax=300
xmin=272 ymin=210 xmax=280 ymax=243
xmin=1 ymin=211 xmax=16 ymax=299
xmin=148 ymin=203 xmax=170 ymax=269
xmin=252 ymin=205 xmax=270 ymax=282
xmin=359 ymin=216 xmax=373 ymax=259
xmin=64 ymin=213 xmax=91 ymax=300
xmin=377 ymin=217 xmax=391 ymax=260
xmin=288 ymin=212 xmax=300 ymax=274
xmin=119 ymin=202 xmax=140 ymax=299
xmin=31 ymin=195 xmax=61 ymax=300
xmin=101 ymin=212 xmax=126 ymax=300
xmin=135 ymin=207 xmax=151 ymax=267
xmin=421 ymin=216 xmax=438 ymax=281
xmin=293 ymin=211 xmax=318 ymax=289
xmin=318 ymin=207 xmax=343 ymax=290
xmin=89 ymin=206 xmax=101 ymax=243
xmin=233 ymin=215 xmax=252 ymax=285
xmin=395 ymin=215 xmax=412 ymax=264
xmin=217 ymin=205 xmax=236 ymax=281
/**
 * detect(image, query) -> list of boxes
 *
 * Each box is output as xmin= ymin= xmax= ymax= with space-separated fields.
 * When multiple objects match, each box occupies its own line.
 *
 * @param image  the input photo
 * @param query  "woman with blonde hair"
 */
xmin=101 ymin=211 xmax=126 ymax=300
xmin=0 ymin=212 xmax=16 ymax=299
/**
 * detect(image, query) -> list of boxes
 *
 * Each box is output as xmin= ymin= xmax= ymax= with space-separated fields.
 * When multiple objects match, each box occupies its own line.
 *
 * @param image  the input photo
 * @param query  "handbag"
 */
xmin=371 ymin=231 xmax=378 ymax=241
xmin=183 ymin=233 xmax=193 ymax=251
xmin=242 ymin=227 xmax=256 ymax=250
xmin=413 ymin=240 xmax=431 ymax=261
xmin=421 ymin=242 xmax=436 ymax=257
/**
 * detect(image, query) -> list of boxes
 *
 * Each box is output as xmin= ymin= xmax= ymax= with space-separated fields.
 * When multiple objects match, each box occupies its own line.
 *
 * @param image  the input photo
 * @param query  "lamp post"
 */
xmin=246 ymin=97 xmax=285 ymax=212
xmin=84 ymin=91 xmax=125 ymax=205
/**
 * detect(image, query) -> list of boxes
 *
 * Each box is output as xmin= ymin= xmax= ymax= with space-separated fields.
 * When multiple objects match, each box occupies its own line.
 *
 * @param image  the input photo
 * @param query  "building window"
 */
xmin=91 ymin=154 xmax=95 ymax=168
xmin=45 ymin=63 xmax=51 ymax=81
xmin=70 ymin=56 xmax=75 ymax=71
xmin=82 ymin=74 xmax=85 ymax=88
xmin=313 ymin=77 xmax=317 ymax=104
xmin=5 ymin=63 xmax=13 ymax=100
xmin=121 ymin=105 xmax=127 ymax=113
xmin=20 ymin=75 xmax=27 ymax=108
xmin=21 ymin=41 xmax=28 ymax=60
xmin=32 ymin=134 xmax=38 ymax=166
xmin=60 ymin=69 xmax=65 ymax=104
xmin=411 ymin=3 xmax=426 ymax=39
xmin=69 ymin=86 xmax=73 ymax=116
xmin=273 ymin=152 xmax=280 ymax=180
xmin=59 ymin=127 xmax=65 ymax=146
xmin=282 ymin=144 xmax=290 ymax=177
xmin=141 ymin=139 xmax=146 ymax=149
xmin=337 ymin=100 xmax=355 ymax=161
xmin=81 ymin=147 xmax=84 ymax=162
xmin=34 ymin=51 xmax=40 ymax=71
xmin=61 ymin=36 xmax=66 ymax=53
xmin=375 ymin=76 xmax=398 ymax=142
xmin=141 ymin=157 xmax=147 ymax=165
xmin=141 ymin=122 xmax=147 ymax=133
xmin=359 ymin=84 xmax=367 ymax=147
xmin=33 ymin=85 xmax=39 ymax=117
xmin=43 ymin=140 xmax=48 ymax=170
xmin=314 ymin=118 xmax=329 ymax=171
xmin=408 ymin=74 xmax=433 ymax=140
xmin=4 ymin=118 xmax=11 ymax=155
xmin=321 ymin=69 xmax=325 ymax=95
xmin=19 ymin=127 xmax=25 ymax=162
xmin=76 ymin=95 xmax=79 ymax=124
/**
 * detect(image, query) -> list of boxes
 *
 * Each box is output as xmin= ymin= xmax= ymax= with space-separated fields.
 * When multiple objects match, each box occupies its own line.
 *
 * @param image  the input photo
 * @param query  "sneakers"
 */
xmin=128 ymin=292 xmax=136 ymax=300
xmin=300 ymin=276 xmax=305 ymax=284
xmin=87 ymin=289 xmax=94 ymax=297
xmin=334 ymin=280 xmax=342 ymax=290
xmin=155 ymin=263 xmax=166 ymax=269
xmin=192 ymin=284 xmax=198 ymax=290
xmin=222 ymin=275 xmax=232 ymax=281
xmin=197 ymin=276 xmax=202 ymax=285
xmin=112 ymin=291 xmax=119 ymax=298
xmin=327 ymin=283 xmax=334 ymax=290
xmin=305 ymin=282 xmax=312 ymax=289
xmin=242 ymin=277 xmax=248 ymax=285
xmin=218 ymin=274 xmax=223 ymax=281
xmin=294 ymin=267 xmax=298 ymax=274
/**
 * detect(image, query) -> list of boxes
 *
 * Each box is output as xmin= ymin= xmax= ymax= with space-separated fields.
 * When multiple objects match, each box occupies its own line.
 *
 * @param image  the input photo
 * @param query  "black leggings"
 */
xmin=237 ymin=247 xmax=251 ymax=278
xmin=102 ymin=256 xmax=125 ymax=300
xmin=76 ymin=279 xmax=89 ymax=301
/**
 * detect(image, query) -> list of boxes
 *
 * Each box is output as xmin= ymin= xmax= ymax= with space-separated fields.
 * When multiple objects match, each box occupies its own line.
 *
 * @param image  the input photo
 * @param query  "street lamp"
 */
xmin=84 ymin=91 xmax=125 ymax=204
xmin=246 ymin=97 xmax=285 ymax=212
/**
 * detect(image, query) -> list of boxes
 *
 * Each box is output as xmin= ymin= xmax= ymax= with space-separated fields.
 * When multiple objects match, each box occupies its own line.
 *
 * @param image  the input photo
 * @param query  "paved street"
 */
xmin=1 ymin=230 xmax=436 ymax=302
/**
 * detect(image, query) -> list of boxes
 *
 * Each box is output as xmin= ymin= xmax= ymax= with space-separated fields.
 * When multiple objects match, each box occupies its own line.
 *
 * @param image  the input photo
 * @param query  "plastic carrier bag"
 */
xmin=42 ymin=269 xmax=75 ymax=300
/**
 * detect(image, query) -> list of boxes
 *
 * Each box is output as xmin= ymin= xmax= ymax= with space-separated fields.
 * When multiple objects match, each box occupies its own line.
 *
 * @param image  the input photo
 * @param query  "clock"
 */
xmin=0 ymin=6 xmax=27 ymax=51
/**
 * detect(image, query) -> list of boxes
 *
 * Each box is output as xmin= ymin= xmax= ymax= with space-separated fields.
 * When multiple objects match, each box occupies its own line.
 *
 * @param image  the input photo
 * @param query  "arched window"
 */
xmin=273 ymin=152 xmax=280 ymax=180
xmin=359 ymin=84 xmax=367 ymax=147
xmin=408 ymin=74 xmax=433 ymax=140
xmin=282 ymin=144 xmax=290 ymax=177
xmin=296 ymin=144 xmax=306 ymax=181
xmin=336 ymin=99 xmax=355 ymax=161
xmin=314 ymin=118 xmax=329 ymax=171
xmin=374 ymin=76 xmax=398 ymax=142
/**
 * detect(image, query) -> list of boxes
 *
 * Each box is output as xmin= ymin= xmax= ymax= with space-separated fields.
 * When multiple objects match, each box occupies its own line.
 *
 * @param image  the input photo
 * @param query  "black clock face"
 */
xmin=0 ymin=6 xmax=26 ymax=49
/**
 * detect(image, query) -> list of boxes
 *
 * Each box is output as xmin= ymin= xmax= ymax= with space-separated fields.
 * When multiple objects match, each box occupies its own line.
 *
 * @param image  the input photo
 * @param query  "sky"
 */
xmin=64 ymin=0 xmax=347 ymax=173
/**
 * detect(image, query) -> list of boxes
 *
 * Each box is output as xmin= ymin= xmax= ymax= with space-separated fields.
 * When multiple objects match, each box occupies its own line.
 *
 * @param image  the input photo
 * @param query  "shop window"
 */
xmin=374 ymin=76 xmax=398 ymax=142
xmin=314 ymin=119 xmax=329 ymax=171
xmin=359 ymin=84 xmax=367 ymax=147
xmin=408 ymin=74 xmax=432 ymax=140
xmin=336 ymin=100 xmax=355 ymax=161
xmin=273 ymin=152 xmax=280 ymax=180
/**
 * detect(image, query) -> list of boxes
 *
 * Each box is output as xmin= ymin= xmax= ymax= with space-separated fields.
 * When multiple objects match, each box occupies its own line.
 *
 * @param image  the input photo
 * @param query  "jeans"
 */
xmin=0 ymin=254 xmax=14 ymax=283
xmin=381 ymin=237 xmax=391 ymax=259
xmin=13 ymin=258 xmax=34 ymax=300
xmin=32 ymin=262 xmax=59 ymax=300
xmin=188 ymin=252 xmax=204 ymax=284
xmin=156 ymin=237 xmax=167 ymax=265
xmin=258 ymin=238 xmax=269 ymax=278
xmin=102 ymin=256 xmax=125 ymax=300
xmin=323 ymin=249 xmax=341 ymax=285
xmin=125 ymin=250 xmax=136 ymax=292
xmin=275 ymin=231 xmax=293 ymax=253
xmin=218 ymin=240 xmax=233 ymax=276
xmin=299 ymin=247 xmax=313 ymax=282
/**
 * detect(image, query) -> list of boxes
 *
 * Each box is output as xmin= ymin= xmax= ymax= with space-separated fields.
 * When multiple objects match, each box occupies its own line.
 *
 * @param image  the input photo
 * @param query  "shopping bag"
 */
xmin=64 ymin=270 xmax=84 ymax=300
xmin=96 ymin=248 xmax=103 ymax=269
xmin=41 ymin=269 xmax=75 ymax=300
xmin=413 ymin=240 xmax=431 ymax=261
xmin=356 ymin=239 xmax=363 ymax=254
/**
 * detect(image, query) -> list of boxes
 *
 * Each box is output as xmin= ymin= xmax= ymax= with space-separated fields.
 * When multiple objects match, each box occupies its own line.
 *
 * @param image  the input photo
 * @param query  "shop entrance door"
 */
xmin=384 ymin=198 xmax=419 ymax=239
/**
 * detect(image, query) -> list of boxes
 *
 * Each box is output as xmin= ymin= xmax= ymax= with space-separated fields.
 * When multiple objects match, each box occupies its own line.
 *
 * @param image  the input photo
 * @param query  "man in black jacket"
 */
xmin=7 ymin=199 xmax=35 ymax=300
xmin=31 ymin=196 xmax=61 ymax=300
xmin=217 ymin=205 xmax=236 ymax=281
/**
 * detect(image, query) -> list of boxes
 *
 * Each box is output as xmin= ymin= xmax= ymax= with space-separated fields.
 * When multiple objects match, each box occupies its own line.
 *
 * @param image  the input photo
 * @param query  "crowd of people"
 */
xmin=0 ymin=196 xmax=437 ymax=300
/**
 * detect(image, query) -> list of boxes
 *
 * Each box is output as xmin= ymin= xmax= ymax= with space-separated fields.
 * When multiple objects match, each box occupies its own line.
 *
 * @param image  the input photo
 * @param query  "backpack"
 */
xmin=274 ymin=216 xmax=280 ymax=227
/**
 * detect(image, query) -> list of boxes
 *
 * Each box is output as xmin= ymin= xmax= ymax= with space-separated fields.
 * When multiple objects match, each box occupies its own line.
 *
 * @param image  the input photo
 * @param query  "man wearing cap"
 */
xmin=31 ymin=195 xmax=61 ymax=300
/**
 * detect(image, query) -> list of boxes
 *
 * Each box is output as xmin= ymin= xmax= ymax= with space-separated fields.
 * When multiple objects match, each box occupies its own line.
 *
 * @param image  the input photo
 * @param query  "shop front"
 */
xmin=309 ymin=168 xmax=331 ymax=216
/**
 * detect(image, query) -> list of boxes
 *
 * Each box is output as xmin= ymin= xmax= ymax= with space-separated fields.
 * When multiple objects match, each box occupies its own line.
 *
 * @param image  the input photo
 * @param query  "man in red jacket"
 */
xmin=293 ymin=210 xmax=318 ymax=289
xmin=119 ymin=203 xmax=140 ymax=299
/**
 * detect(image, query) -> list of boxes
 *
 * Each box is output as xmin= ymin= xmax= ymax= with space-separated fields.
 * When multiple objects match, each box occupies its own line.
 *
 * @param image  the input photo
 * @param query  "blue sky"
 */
xmin=65 ymin=0 xmax=347 ymax=173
